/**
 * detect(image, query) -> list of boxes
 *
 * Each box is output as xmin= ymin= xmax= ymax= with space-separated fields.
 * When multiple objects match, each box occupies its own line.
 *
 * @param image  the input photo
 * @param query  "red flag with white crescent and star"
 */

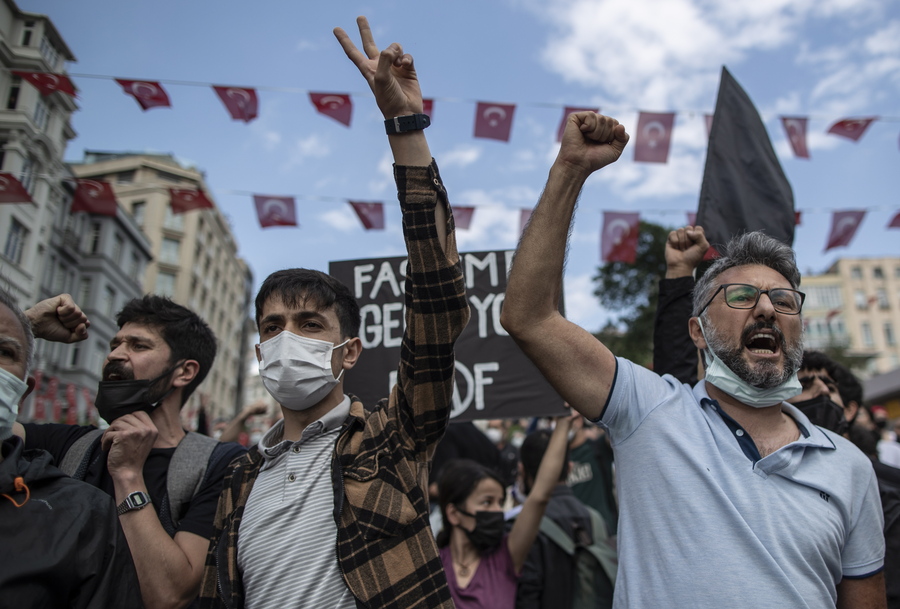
xmin=781 ymin=117 xmax=810 ymax=158
xmin=213 ymin=86 xmax=259 ymax=123
xmin=557 ymin=106 xmax=599 ymax=142
xmin=474 ymin=102 xmax=516 ymax=142
xmin=116 ymin=79 xmax=171 ymax=111
xmin=827 ymin=117 xmax=877 ymax=142
xmin=422 ymin=98 xmax=434 ymax=118
xmin=888 ymin=211 xmax=900 ymax=229
xmin=633 ymin=112 xmax=675 ymax=163
xmin=0 ymin=173 xmax=33 ymax=204
xmin=169 ymin=188 xmax=214 ymax=214
xmin=601 ymin=212 xmax=640 ymax=263
xmin=309 ymin=93 xmax=352 ymax=127
xmin=253 ymin=195 xmax=297 ymax=228
xmin=349 ymin=201 xmax=385 ymax=230
xmin=71 ymin=179 xmax=118 ymax=216
xmin=453 ymin=206 xmax=474 ymax=230
xmin=12 ymin=70 xmax=77 ymax=97
xmin=825 ymin=210 xmax=865 ymax=251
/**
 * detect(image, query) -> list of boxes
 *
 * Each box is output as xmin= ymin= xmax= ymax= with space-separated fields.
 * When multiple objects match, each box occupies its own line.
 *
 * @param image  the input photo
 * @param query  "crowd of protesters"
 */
xmin=1 ymin=14 xmax=897 ymax=609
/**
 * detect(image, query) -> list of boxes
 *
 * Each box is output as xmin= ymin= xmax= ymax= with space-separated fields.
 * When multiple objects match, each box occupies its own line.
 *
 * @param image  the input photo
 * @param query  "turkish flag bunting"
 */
xmin=704 ymin=114 xmax=714 ymax=138
xmin=827 ymin=117 xmax=877 ymax=142
xmin=781 ymin=117 xmax=810 ymax=158
xmin=65 ymin=384 xmax=78 ymax=425
xmin=633 ymin=112 xmax=675 ymax=163
xmin=169 ymin=188 xmax=214 ymax=214
xmin=116 ymin=79 xmax=171 ymax=110
xmin=888 ymin=211 xmax=900 ymax=229
xmin=474 ymin=102 xmax=516 ymax=142
xmin=213 ymin=86 xmax=259 ymax=123
xmin=794 ymin=211 xmax=802 ymax=226
xmin=422 ymin=98 xmax=434 ymax=118
xmin=453 ymin=206 xmax=475 ymax=230
xmin=253 ymin=195 xmax=297 ymax=228
xmin=826 ymin=308 xmax=841 ymax=322
xmin=519 ymin=209 xmax=532 ymax=237
xmin=687 ymin=212 xmax=697 ymax=226
xmin=71 ymin=180 xmax=118 ymax=216
xmin=0 ymin=173 xmax=33 ymax=204
xmin=825 ymin=210 xmax=865 ymax=251
xmin=309 ymin=92 xmax=352 ymax=127
xmin=33 ymin=397 xmax=45 ymax=421
xmin=349 ymin=201 xmax=385 ymax=230
xmin=557 ymin=106 xmax=599 ymax=142
xmin=12 ymin=70 xmax=76 ymax=97
xmin=601 ymin=212 xmax=640 ymax=263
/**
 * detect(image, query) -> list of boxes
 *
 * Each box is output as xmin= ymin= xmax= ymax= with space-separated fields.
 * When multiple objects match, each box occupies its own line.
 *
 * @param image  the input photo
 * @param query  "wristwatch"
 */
xmin=384 ymin=113 xmax=431 ymax=135
xmin=117 ymin=491 xmax=152 ymax=515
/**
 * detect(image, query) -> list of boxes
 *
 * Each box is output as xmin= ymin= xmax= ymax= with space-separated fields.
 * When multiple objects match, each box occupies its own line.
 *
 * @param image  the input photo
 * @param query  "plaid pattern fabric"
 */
xmin=198 ymin=161 xmax=469 ymax=609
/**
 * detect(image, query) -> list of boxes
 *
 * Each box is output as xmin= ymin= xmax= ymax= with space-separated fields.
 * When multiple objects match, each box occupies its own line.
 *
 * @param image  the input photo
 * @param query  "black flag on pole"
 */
xmin=696 ymin=67 xmax=795 ymax=252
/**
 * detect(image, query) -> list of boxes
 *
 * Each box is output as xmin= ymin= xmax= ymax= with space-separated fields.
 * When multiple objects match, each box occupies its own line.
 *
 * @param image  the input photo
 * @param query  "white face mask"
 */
xmin=0 ymin=366 xmax=28 ymax=441
xmin=258 ymin=332 xmax=349 ymax=411
xmin=484 ymin=427 xmax=503 ymax=445
xmin=698 ymin=319 xmax=801 ymax=409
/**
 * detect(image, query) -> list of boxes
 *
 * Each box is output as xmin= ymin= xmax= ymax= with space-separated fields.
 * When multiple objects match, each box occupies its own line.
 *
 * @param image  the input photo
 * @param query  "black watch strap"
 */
xmin=117 ymin=491 xmax=152 ymax=515
xmin=384 ymin=113 xmax=431 ymax=135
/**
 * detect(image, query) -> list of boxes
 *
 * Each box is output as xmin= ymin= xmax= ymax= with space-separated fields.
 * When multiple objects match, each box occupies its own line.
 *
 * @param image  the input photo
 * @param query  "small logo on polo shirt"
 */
xmin=819 ymin=491 xmax=831 ymax=502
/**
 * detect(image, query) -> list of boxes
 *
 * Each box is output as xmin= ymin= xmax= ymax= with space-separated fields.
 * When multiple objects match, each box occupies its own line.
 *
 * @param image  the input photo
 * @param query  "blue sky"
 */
xmin=26 ymin=0 xmax=900 ymax=331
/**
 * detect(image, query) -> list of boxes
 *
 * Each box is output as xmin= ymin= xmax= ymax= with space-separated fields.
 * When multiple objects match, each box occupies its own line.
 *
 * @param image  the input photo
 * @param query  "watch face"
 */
xmin=130 ymin=492 xmax=149 ymax=507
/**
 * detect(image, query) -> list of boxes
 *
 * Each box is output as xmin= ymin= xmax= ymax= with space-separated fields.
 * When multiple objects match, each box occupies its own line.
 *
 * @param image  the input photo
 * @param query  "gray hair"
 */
xmin=0 ymin=286 xmax=35 ymax=377
xmin=692 ymin=232 xmax=801 ymax=319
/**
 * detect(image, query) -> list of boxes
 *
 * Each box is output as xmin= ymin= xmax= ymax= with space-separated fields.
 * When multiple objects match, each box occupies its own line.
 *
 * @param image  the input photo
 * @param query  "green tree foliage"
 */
xmin=592 ymin=221 xmax=671 ymax=368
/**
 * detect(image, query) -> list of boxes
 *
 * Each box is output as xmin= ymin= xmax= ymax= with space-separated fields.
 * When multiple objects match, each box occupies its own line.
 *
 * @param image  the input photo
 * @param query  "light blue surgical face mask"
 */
xmin=0 ymin=366 xmax=28 ymax=441
xmin=698 ymin=319 xmax=801 ymax=409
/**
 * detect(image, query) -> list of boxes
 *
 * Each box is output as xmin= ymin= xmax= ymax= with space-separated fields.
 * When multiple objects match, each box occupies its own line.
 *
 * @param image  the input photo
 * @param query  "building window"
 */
xmin=157 ymin=170 xmax=181 ymax=183
xmin=4 ymin=219 xmax=28 ymax=264
xmin=104 ymin=286 xmax=116 ymax=317
xmin=88 ymin=222 xmax=102 ymax=253
xmin=861 ymin=322 xmax=874 ymax=348
xmin=873 ymin=267 xmax=884 ymax=280
xmin=877 ymin=289 xmax=889 ymax=310
xmin=5 ymin=77 xmax=20 ymax=110
xmin=39 ymin=36 xmax=60 ymax=69
xmin=895 ymin=266 xmax=900 ymax=279
xmin=112 ymin=235 xmax=124 ymax=263
xmin=20 ymin=158 xmax=35 ymax=194
xmin=156 ymin=271 xmax=176 ymax=296
xmin=69 ymin=344 xmax=80 ymax=368
xmin=130 ymin=200 xmax=146 ymax=227
xmin=163 ymin=206 xmax=184 ymax=231
xmin=79 ymin=277 xmax=92 ymax=307
xmin=53 ymin=262 xmax=66 ymax=294
xmin=854 ymin=290 xmax=867 ymax=310
xmin=32 ymin=97 xmax=50 ymax=130
xmin=20 ymin=20 xmax=35 ymax=46
xmin=885 ymin=323 xmax=896 ymax=347
xmin=117 ymin=171 xmax=135 ymax=184
xmin=851 ymin=266 xmax=862 ymax=279
xmin=129 ymin=253 xmax=141 ymax=282
xmin=160 ymin=238 xmax=180 ymax=264
xmin=804 ymin=285 xmax=843 ymax=310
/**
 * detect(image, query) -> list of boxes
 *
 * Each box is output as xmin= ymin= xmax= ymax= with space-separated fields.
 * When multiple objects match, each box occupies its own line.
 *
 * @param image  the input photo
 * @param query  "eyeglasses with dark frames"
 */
xmin=698 ymin=283 xmax=805 ymax=316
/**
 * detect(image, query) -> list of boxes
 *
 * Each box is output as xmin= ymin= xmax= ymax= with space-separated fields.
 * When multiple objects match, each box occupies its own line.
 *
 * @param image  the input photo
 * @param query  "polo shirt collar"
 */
xmin=256 ymin=395 xmax=351 ymax=471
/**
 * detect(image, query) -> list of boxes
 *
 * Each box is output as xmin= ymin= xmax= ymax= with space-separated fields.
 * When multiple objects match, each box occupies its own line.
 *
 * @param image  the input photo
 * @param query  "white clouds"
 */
xmin=440 ymin=144 xmax=482 ymax=168
xmin=282 ymin=134 xmax=331 ymax=171
xmin=563 ymin=271 xmax=609 ymax=331
xmin=319 ymin=207 xmax=362 ymax=232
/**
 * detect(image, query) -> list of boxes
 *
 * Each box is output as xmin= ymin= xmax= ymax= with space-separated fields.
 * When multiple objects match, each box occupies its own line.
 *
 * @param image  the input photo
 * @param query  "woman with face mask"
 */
xmin=435 ymin=414 xmax=574 ymax=609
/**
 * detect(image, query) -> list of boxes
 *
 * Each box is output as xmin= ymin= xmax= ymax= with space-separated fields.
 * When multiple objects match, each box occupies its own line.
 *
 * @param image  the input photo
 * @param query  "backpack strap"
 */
xmin=539 ymin=515 xmax=577 ymax=555
xmin=586 ymin=507 xmax=618 ymax=585
xmin=59 ymin=428 xmax=104 ymax=480
xmin=163 ymin=431 xmax=220 ymax=534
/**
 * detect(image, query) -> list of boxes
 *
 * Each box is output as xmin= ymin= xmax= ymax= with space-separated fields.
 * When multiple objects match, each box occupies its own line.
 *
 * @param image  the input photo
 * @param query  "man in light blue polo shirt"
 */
xmin=501 ymin=112 xmax=885 ymax=608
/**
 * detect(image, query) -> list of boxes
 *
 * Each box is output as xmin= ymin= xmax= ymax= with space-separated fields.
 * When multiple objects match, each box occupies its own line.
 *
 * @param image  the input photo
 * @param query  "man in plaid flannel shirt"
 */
xmin=198 ymin=17 xmax=469 ymax=609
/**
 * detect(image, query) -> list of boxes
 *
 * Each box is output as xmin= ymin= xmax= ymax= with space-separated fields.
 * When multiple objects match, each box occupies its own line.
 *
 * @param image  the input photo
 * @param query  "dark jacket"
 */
xmin=516 ymin=485 xmax=613 ymax=609
xmin=198 ymin=161 xmax=470 ymax=609
xmin=0 ymin=436 xmax=142 ymax=608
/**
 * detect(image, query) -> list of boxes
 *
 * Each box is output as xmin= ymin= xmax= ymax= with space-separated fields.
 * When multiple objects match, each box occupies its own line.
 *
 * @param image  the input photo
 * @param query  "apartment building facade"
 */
xmin=801 ymin=257 xmax=900 ymax=377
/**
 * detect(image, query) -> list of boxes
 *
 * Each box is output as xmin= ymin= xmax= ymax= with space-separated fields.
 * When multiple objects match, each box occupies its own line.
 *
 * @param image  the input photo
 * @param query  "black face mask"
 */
xmin=94 ymin=362 xmax=182 ymax=424
xmin=457 ymin=508 xmax=505 ymax=553
xmin=792 ymin=394 xmax=848 ymax=435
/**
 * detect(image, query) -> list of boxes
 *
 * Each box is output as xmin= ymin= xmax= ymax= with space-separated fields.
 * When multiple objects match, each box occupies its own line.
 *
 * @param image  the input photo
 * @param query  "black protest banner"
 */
xmin=329 ymin=250 xmax=566 ymax=421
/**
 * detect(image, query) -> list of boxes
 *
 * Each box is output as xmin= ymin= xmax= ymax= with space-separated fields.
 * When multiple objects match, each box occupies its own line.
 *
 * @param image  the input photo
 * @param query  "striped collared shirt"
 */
xmin=237 ymin=397 xmax=355 ymax=609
